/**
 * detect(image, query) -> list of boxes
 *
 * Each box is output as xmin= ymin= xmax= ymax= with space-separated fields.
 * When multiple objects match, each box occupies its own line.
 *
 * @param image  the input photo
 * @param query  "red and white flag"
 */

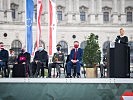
xmin=121 ymin=91 xmax=133 ymax=100
xmin=48 ymin=0 xmax=57 ymax=55
xmin=36 ymin=0 xmax=43 ymax=51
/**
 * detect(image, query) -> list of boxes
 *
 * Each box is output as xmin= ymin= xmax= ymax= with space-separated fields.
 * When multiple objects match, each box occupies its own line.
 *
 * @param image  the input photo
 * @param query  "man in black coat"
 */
xmin=32 ymin=46 xmax=48 ymax=78
xmin=12 ymin=48 xmax=31 ymax=77
xmin=0 ymin=42 xmax=9 ymax=77
xmin=115 ymin=28 xmax=128 ymax=45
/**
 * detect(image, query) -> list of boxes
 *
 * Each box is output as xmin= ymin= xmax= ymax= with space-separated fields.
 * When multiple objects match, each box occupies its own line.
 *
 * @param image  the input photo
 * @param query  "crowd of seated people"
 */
xmin=0 ymin=41 xmax=84 ymax=78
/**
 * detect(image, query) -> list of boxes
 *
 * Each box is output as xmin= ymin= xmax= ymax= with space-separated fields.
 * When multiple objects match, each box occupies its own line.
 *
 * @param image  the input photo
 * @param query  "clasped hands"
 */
xmin=71 ymin=59 xmax=78 ymax=63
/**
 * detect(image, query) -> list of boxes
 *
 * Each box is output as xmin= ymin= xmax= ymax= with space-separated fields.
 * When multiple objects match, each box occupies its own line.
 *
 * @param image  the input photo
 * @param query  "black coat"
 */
xmin=34 ymin=50 xmax=48 ymax=63
xmin=0 ymin=49 xmax=9 ymax=62
xmin=115 ymin=35 xmax=128 ymax=45
xmin=17 ymin=52 xmax=31 ymax=64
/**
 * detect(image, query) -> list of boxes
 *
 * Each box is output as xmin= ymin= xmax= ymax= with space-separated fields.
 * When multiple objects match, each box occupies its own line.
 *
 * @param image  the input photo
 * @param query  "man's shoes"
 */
xmin=77 ymin=73 xmax=81 ymax=78
xmin=47 ymin=76 xmax=51 ymax=78
xmin=77 ymin=75 xmax=81 ymax=78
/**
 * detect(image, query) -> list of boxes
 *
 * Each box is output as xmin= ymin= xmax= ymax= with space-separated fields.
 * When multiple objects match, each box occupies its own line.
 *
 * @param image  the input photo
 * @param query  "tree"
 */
xmin=83 ymin=33 xmax=101 ymax=67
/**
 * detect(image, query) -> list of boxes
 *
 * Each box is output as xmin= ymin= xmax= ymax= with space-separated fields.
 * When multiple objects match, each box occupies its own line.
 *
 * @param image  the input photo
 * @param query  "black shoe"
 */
xmin=77 ymin=75 xmax=81 ymax=78
xmin=47 ymin=76 xmax=51 ymax=78
xmin=65 ymin=75 xmax=72 ymax=78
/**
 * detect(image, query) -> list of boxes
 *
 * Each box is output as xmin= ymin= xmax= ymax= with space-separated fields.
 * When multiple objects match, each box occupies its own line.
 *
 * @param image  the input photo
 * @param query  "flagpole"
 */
xmin=25 ymin=0 xmax=27 ymax=51
xmin=48 ymin=0 xmax=50 ymax=55
xmin=37 ymin=0 xmax=39 ymax=50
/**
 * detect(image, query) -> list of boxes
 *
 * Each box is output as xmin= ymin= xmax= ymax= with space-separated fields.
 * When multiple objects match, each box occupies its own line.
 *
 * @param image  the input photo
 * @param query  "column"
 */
xmin=0 ymin=0 xmax=4 ymax=21
xmin=120 ymin=0 xmax=126 ymax=24
xmin=0 ymin=0 xmax=2 ymax=9
xmin=67 ymin=0 xmax=73 ymax=23
xmin=75 ymin=0 xmax=80 ymax=23
xmin=21 ymin=0 xmax=25 ymax=22
xmin=112 ymin=0 xmax=118 ymax=24
xmin=89 ymin=0 xmax=95 ymax=24
xmin=7 ymin=0 xmax=13 ymax=22
xmin=97 ymin=0 xmax=103 ymax=24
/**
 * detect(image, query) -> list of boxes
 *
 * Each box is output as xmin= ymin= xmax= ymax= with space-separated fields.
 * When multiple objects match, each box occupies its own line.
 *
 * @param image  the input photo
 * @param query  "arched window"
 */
xmin=11 ymin=40 xmax=22 ymax=56
xmin=58 ymin=41 xmax=68 ymax=55
xmin=80 ymin=41 xmax=87 ymax=50
xmin=34 ymin=40 xmax=45 ymax=50
xmin=102 ymin=6 xmax=112 ymax=23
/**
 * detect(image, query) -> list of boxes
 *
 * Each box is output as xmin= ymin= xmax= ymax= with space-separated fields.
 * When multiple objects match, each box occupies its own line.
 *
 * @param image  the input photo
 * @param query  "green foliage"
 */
xmin=83 ymin=33 xmax=101 ymax=67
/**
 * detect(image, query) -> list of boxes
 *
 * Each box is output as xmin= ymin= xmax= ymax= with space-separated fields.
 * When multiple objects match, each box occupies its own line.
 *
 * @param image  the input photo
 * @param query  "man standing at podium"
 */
xmin=115 ymin=28 xmax=128 ymax=45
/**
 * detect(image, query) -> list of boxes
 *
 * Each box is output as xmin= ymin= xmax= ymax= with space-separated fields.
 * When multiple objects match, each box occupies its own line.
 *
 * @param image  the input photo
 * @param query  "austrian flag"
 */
xmin=48 ymin=0 xmax=57 ymax=55
xmin=36 ymin=0 xmax=42 ymax=50
xmin=120 ymin=91 xmax=133 ymax=100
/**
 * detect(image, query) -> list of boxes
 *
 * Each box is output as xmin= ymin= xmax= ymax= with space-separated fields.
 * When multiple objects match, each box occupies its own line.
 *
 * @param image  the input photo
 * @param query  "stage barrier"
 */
xmin=0 ymin=78 xmax=133 ymax=100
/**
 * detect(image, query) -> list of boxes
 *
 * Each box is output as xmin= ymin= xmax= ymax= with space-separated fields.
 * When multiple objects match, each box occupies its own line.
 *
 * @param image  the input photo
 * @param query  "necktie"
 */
xmin=74 ymin=49 xmax=77 ymax=60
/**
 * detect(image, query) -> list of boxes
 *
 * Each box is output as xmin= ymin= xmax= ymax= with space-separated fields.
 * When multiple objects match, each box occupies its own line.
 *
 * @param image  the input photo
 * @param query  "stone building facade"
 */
xmin=0 ymin=0 xmax=133 ymax=64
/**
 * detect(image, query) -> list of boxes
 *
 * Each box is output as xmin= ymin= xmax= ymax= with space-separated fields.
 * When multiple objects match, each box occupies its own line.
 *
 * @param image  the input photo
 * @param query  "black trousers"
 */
xmin=31 ymin=62 xmax=44 ymax=77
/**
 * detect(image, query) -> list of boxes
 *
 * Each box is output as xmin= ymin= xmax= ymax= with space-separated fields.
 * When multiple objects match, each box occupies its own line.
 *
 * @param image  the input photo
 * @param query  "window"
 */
xmin=103 ymin=12 xmax=109 ymax=22
xmin=34 ymin=5 xmax=37 ymax=22
xmin=126 ymin=6 xmax=133 ymax=23
xmin=127 ymin=12 xmax=132 ymax=22
xmin=58 ymin=41 xmax=68 ymax=55
xmin=102 ymin=6 xmax=112 ymax=23
xmin=80 ymin=12 xmax=86 ymax=21
xmin=57 ymin=5 xmax=64 ymax=22
xmin=57 ymin=11 xmax=62 ymax=21
xmin=79 ymin=5 xmax=88 ymax=22
xmin=34 ymin=40 xmax=45 ymax=50
xmin=11 ymin=40 xmax=22 ymax=56
xmin=10 ymin=3 xmax=19 ymax=20
xmin=12 ymin=9 xmax=16 ymax=19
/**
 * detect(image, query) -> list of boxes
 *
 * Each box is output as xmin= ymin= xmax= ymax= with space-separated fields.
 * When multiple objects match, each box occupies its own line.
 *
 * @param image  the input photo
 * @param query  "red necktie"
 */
xmin=74 ymin=49 xmax=77 ymax=60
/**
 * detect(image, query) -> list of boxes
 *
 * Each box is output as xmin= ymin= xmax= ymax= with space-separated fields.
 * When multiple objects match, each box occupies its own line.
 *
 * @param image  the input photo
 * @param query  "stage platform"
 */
xmin=0 ymin=78 xmax=133 ymax=100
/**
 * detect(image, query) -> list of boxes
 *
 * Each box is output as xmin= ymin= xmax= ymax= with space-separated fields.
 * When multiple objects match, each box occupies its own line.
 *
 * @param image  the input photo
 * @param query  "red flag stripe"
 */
xmin=49 ymin=0 xmax=53 ymax=55
xmin=37 ymin=0 xmax=42 ymax=49
xmin=48 ymin=0 xmax=56 ymax=55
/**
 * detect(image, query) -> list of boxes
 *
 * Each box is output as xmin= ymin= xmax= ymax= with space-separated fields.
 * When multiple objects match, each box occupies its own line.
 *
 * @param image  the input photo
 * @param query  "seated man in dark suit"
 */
xmin=66 ymin=41 xmax=83 ymax=78
xmin=0 ymin=42 xmax=9 ymax=77
xmin=13 ymin=48 xmax=31 ymax=77
xmin=32 ymin=46 xmax=48 ymax=78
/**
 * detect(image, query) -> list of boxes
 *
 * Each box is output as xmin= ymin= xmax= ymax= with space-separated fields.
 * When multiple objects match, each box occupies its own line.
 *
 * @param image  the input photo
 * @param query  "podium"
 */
xmin=107 ymin=42 xmax=130 ymax=78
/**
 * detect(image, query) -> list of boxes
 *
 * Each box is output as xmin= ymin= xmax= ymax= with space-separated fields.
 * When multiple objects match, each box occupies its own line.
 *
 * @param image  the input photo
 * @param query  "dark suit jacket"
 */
xmin=34 ymin=50 xmax=48 ymax=63
xmin=69 ymin=48 xmax=83 ymax=62
xmin=115 ymin=35 xmax=128 ymax=45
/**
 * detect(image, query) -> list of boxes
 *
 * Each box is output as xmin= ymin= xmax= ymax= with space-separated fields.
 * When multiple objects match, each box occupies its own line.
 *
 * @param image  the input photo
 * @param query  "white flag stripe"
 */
xmin=122 ymin=96 xmax=133 ymax=100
